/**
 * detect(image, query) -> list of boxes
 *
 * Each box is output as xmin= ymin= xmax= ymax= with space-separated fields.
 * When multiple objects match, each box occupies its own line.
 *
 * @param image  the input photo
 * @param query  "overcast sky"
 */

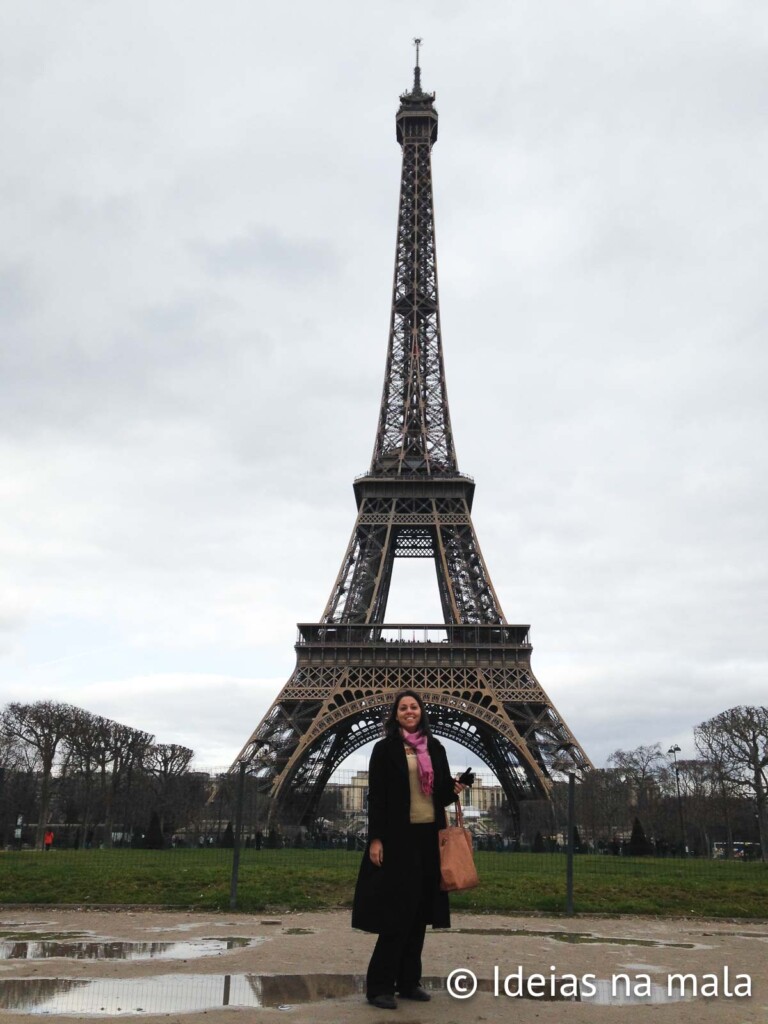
xmin=2 ymin=1 xmax=766 ymax=775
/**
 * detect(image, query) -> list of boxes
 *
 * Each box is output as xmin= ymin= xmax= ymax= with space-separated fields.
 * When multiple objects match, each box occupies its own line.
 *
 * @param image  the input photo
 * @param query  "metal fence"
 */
xmin=3 ymin=764 xmax=763 ymax=860
xmin=2 ymin=765 xmax=765 ymax=917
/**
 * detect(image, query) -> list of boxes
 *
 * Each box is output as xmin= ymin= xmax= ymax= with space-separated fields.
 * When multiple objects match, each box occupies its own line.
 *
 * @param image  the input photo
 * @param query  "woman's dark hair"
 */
xmin=383 ymin=689 xmax=434 ymax=739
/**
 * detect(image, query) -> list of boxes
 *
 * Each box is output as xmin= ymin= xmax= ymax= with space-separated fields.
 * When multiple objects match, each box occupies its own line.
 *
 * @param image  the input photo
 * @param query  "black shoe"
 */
xmin=398 ymin=986 xmax=431 ymax=1001
xmin=367 ymin=993 xmax=397 ymax=1009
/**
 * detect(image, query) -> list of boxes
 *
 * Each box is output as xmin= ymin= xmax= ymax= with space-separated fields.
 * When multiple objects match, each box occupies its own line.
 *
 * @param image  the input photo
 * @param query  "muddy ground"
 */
xmin=0 ymin=907 xmax=766 ymax=1023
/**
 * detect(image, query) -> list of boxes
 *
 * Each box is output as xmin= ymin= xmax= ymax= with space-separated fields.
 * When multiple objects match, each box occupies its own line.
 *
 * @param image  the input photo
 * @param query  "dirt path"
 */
xmin=0 ymin=907 xmax=766 ymax=1023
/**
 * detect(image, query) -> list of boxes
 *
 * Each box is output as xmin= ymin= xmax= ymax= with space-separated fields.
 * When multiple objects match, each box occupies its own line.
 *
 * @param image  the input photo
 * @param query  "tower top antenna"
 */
xmin=412 ymin=37 xmax=423 ymax=94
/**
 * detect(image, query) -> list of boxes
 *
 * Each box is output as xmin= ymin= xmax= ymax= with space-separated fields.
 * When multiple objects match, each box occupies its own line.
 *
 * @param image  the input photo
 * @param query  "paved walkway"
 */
xmin=0 ymin=908 xmax=766 ymax=1022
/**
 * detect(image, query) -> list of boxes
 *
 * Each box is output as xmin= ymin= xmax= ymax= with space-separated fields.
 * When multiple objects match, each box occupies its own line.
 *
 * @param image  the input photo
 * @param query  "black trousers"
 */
xmin=366 ymin=822 xmax=438 ymax=997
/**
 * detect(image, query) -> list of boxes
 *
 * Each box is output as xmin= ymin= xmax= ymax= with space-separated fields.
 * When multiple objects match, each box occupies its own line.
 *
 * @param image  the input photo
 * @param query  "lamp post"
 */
xmin=667 ymin=744 xmax=686 ymax=856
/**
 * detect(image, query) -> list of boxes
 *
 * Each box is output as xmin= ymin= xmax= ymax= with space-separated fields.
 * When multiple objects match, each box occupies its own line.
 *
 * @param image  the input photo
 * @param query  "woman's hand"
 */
xmin=369 ymin=839 xmax=383 ymax=867
xmin=453 ymin=779 xmax=467 ymax=796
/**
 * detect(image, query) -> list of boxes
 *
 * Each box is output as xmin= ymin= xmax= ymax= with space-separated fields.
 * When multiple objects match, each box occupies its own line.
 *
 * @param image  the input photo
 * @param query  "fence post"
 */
xmin=229 ymin=760 xmax=247 ymax=911
xmin=565 ymin=772 xmax=575 ymax=916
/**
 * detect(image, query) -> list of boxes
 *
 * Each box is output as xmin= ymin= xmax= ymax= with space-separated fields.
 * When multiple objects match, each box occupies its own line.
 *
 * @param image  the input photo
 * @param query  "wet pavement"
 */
xmin=0 ymin=970 xmax=690 ymax=1014
xmin=0 ymin=908 xmax=764 ymax=1023
xmin=449 ymin=926 xmax=697 ymax=947
xmin=0 ymin=937 xmax=254 ymax=961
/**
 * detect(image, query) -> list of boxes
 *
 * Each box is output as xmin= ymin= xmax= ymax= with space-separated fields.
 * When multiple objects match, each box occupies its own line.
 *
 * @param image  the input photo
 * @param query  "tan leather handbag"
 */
xmin=439 ymin=799 xmax=479 ymax=892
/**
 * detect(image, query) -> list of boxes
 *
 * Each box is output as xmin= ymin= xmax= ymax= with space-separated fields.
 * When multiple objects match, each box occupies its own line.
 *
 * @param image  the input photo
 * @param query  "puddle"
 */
xmin=0 ymin=974 xmax=364 ymax=1014
xmin=0 ymin=972 xmax=688 ymax=1014
xmin=282 ymin=928 xmax=314 ymax=935
xmin=0 ymin=923 xmax=56 ymax=931
xmin=146 ymin=923 xmax=200 ymax=934
xmin=582 ymin=979 xmax=686 ymax=1005
xmin=619 ymin=962 xmax=666 ymax=972
xmin=0 ymin=937 xmax=255 ymax=961
xmin=449 ymin=928 xmax=695 ymax=948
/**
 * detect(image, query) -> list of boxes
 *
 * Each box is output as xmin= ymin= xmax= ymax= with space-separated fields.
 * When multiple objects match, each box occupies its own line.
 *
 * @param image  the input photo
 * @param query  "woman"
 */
xmin=351 ymin=689 xmax=467 ymax=1009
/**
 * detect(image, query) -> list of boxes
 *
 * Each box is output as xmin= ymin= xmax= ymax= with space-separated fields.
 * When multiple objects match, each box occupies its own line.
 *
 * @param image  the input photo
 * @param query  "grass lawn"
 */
xmin=0 ymin=849 xmax=765 ymax=918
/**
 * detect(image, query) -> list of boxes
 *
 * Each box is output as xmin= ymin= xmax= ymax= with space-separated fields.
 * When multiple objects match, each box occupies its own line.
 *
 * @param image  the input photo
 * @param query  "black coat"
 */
xmin=351 ymin=734 xmax=458 ymax=934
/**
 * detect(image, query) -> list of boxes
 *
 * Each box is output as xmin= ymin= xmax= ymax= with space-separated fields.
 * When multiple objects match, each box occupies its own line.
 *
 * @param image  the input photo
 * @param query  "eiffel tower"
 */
xmin=232 ymin=48 xmax=592 ymax=827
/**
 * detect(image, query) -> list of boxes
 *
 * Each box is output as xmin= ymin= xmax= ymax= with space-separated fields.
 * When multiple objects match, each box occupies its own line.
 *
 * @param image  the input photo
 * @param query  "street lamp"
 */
xmin=667 ymin=744 xmax=686 ymax=856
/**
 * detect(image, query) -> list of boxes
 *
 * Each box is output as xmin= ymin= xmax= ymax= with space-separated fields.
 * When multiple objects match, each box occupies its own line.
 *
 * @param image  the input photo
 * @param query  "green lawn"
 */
xmin=0 ymin=849 xmax=765 ymax=918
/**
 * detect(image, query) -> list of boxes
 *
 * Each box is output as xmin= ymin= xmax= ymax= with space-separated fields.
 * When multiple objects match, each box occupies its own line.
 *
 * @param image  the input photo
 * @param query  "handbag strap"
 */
xmin=453 ymin=798 xmax=465 ymax=829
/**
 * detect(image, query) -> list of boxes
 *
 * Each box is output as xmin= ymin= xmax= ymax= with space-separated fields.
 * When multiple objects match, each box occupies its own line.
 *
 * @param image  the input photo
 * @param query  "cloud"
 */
xmin=1 ymin=0 xmax=767 ymax=779
xmin=195 ymin=225 xmax=340 ymax=282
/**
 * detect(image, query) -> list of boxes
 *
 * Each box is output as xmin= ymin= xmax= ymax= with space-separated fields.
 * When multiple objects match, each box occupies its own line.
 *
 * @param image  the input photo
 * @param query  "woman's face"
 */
xmin=396 ymin=696 xmax=422 ymax=733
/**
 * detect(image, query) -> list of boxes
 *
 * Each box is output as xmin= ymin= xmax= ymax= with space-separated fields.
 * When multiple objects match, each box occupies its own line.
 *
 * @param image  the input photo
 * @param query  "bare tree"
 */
xmin=0 ymin=723 xmax=25 ymax=845
xmin=0 ymin=722 xmax=25 ymax=772
xmin=607 ymin=743 xmax=668 ymax=840
xmin=673 ymin=759 xmax=713 ymax=856
xmin=61 ymin=707 xmax=111 ymax=845
xmin=145 ymin=743 xmax=194 ymax=780
xmin=1 ymin=701 xmax=75 ymax=846
xmin=607 ymin=744 xmax=667 ymax=799
xmin=0 ymin=701 xmax=204 ymax=848
xmin=576 ymin=768 xmax=631 ymax=848
xmin=695 ymin=705 xmax=768 ymax=862
xmin=92 ymin=720 xmax=154 ymax=846
xmin=144 ymin=743 xmax=194 ymax=832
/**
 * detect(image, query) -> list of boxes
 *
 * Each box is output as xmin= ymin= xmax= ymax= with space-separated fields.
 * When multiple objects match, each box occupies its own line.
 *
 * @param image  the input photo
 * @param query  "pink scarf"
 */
xmin=401 ymin=729 xmax=434 ymax=796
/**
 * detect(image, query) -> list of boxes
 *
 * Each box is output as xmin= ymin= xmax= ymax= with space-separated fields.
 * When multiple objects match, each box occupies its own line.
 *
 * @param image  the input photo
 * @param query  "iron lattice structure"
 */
xmin=232 ymin=60 xmax=592 ymax=828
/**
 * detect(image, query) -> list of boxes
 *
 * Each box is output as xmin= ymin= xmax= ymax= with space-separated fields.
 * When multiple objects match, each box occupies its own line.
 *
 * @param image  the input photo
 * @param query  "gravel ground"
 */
xmin=0 ymin=907 xmax=766 ymax=1023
